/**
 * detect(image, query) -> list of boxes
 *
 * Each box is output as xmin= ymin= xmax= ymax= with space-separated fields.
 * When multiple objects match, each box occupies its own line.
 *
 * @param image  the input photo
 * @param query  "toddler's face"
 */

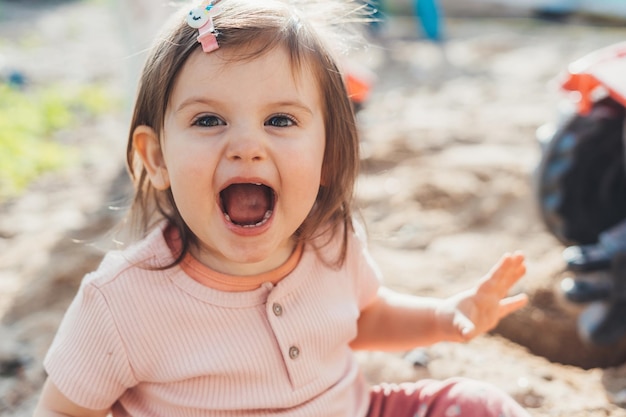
xmin=158 ymin=46 xmax=325 ymax=276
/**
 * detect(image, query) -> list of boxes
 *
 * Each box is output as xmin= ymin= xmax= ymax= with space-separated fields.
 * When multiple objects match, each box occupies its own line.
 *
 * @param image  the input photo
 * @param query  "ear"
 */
xmin=133 ymin=125 xmax=171 ymax=190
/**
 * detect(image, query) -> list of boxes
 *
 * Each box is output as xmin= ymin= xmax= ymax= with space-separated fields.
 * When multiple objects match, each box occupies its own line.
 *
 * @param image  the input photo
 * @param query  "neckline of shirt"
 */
xmin=164 ymin=224 xmax=304 ymax=292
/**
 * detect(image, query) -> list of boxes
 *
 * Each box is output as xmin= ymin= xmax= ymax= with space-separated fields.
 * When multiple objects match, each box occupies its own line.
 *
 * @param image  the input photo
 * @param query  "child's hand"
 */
xmin=437 ymin=252 xmax=528 ymax=342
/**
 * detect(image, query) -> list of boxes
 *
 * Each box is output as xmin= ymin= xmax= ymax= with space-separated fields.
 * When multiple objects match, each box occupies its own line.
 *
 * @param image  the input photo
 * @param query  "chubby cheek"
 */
xmin=162 ymin=131 xmax=215 ymax=184
xmin=285 ymin=153 xmax=323 ymax=204
xmin=163 ymin=150 xmax=217 ymax=216
xmin=169 ymin=159 xmax=213 ymax=197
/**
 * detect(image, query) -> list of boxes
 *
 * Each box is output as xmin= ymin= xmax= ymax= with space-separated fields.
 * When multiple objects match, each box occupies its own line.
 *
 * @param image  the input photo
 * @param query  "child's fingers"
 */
xmin=497 ymin=293 xmax=529 ymax=319
xmin=480 ymin=252 xmax=526 ymax=295
xmin=453 ymin=313 xmax=476 ymax=340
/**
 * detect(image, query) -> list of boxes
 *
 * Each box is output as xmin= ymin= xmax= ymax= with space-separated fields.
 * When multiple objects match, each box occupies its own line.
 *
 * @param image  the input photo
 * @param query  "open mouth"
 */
xmin=219 ymin=183 xmax=275 ymax=227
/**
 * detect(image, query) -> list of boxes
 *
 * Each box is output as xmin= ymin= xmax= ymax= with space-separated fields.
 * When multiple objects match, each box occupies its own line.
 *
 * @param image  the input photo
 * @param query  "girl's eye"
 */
xmin=193 ymin=115 xmax=224 ymax=127
xmin=265 ymin=115 xmax=296 ymax=128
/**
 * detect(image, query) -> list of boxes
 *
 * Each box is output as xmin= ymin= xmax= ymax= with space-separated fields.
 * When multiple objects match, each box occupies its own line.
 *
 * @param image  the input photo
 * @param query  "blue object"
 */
xmin=363 ymin=0 xmax=386 ymax=34
xmin=535 ymin=0 xmax=578 ymax=16
xmin=7 ymin=70 xmax=26 ymax=89
xmin=413 ymin=0 xmax=443 ymax=42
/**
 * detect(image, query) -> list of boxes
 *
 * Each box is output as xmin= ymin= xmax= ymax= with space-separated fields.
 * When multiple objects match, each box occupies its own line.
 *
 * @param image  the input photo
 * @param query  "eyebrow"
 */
xmin=175 ymin=97 xmax=315 ymax=115
xmin=174 ymin=97 xmax=219 ymax=113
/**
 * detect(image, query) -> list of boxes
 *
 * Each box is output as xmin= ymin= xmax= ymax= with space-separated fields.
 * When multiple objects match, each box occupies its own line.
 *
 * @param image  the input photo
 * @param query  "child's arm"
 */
xmin=33 ymin=378 xmax=110 ymax=417
xmin=350 ymin=252 xmax=527 ymax=351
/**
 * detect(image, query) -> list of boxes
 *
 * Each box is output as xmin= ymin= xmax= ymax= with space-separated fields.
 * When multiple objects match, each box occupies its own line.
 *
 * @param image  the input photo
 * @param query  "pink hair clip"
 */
xmin=187 ymin=0 xmax=222 ymax=53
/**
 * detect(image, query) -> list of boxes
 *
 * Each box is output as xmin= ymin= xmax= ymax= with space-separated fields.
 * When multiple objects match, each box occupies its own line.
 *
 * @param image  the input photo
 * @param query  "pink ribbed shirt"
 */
xmin=44 ymin=222 xmax=381 ymax=416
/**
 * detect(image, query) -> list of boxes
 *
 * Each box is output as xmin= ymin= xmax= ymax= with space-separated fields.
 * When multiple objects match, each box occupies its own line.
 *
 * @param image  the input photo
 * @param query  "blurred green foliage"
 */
xmin=0 ymin=83 xmax=116 ymax=201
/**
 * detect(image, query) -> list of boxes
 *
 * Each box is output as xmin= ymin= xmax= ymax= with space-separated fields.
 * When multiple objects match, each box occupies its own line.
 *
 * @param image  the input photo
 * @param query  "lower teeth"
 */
xmin=225 ymin=210 xmax=273 ymax=227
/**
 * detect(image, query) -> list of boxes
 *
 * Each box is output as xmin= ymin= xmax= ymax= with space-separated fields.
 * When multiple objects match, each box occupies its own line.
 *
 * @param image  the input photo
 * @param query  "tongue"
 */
xmin=222 ymin=184 xmax=271 ymax=225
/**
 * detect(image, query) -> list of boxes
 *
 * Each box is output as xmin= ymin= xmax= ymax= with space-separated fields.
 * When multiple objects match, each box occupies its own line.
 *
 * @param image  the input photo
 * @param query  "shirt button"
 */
xmin=289 ymin=346 xmax=300 ymax=360
xmin=272 ymin=303 xmax=283 ymax=316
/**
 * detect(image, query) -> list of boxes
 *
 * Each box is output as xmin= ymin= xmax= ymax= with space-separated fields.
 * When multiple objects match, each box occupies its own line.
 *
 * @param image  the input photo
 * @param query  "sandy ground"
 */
xmin=2 ymin=0 xmax=626 ymax=415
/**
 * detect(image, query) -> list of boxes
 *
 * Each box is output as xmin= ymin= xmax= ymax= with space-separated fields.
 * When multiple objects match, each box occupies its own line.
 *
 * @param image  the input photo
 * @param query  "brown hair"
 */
xmin=125 ymin=0 xmax=364 ymax=267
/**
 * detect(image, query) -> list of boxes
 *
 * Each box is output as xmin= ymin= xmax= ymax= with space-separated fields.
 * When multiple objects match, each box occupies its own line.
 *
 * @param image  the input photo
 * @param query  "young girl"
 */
xmin=34 ymin=0 xmax=531 ymax=416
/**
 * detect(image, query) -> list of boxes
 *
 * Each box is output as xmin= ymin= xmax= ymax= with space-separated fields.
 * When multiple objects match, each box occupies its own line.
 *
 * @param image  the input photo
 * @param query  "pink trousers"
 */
xmin=367 ymin=377 xmax=529 ymax=417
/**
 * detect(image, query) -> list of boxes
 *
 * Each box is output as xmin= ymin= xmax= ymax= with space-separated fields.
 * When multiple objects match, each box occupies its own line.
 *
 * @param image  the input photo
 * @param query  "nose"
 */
xmin=225 ymin=127 xmax=267 ymax=162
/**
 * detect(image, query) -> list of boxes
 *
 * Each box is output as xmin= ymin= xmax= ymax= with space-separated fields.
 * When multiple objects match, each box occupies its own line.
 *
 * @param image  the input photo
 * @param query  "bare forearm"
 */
xmin=351 ymin=252 xmax=528 ymax=351
xmin=350 ymin=287 xmax=450 ymax=351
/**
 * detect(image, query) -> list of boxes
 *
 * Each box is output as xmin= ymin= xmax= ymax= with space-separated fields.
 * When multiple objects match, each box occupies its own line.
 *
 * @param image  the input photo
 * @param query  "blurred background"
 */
xmin=1 ymin=0 xmax=626 ymax=415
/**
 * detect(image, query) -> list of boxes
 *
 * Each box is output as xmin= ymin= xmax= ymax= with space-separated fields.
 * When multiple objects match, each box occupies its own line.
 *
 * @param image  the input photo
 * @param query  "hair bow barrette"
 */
xmin=186 ymin=0 xmax=222 ymax=53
